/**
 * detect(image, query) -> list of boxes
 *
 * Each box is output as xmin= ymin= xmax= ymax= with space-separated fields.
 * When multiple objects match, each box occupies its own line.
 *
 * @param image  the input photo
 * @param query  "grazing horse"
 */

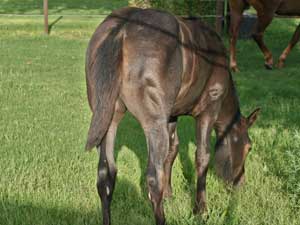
xmin=229 ymin=0 xmax=300 ymax=71
xmin=85 ymin=7 xmax=260 ymax=225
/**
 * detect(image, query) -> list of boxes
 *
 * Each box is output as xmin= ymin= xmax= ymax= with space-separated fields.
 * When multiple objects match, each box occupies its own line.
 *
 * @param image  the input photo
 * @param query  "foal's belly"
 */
xmin=276 ymin=0 xmax=300 ymax=15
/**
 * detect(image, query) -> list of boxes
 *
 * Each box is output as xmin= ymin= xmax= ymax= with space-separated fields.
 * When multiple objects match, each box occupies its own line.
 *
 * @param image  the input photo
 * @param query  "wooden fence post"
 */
xmin=44 ymin=0 xmax=49 ymax=34
xmin=215 ymin=0 xmax=224 ymax=34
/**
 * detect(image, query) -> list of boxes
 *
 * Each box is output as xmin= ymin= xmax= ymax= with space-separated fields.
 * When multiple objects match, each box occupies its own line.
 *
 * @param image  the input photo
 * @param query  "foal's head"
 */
xmin=215 ymin=108 xmax=260 ymax=186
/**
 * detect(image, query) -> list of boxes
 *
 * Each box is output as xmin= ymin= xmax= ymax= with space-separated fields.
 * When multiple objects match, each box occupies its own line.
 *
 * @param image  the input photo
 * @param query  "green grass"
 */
xmin=0 ymin=13 xmax=300 ymax=225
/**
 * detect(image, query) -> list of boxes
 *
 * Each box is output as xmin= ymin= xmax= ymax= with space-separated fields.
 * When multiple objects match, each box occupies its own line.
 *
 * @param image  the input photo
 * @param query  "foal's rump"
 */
xmin=85 ymin=7 xmax=228 ymax=149
xmin=119 ymin=9 xmax=184 ymax=123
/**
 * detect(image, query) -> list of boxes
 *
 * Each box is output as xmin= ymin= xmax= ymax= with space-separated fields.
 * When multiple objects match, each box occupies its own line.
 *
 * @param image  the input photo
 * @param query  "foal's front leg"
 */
xmin=193 ymin=116 xmax=214 ymax=214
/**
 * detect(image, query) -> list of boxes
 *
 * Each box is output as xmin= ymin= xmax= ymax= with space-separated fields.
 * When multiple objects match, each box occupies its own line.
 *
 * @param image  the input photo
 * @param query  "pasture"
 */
xmin=1 ymin=6 xmax=300 ymax=225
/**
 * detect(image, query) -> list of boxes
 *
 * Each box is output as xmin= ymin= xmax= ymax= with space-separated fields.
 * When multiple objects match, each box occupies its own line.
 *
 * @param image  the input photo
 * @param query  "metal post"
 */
xmin=44 ymin=0 xmax=49 ymax=34
xmin=215 ymin=0 xmax=224 ymax=34
xmin=224 ymin=0 xmax=228 ymax=33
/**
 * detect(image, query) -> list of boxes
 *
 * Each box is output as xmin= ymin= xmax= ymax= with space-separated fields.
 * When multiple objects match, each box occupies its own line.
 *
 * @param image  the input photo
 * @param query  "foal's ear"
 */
xmin=247 ymin=108 xmax=261 ymax=128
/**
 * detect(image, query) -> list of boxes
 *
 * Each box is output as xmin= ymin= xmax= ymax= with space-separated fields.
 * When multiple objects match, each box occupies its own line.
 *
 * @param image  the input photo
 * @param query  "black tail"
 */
xmin=85 ymin=23 xmax=124 ymax=151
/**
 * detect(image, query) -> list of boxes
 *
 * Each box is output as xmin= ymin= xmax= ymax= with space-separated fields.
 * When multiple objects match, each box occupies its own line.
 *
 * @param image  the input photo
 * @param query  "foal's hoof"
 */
xmin=264 ymin=63 xmax=273 ymax=70
xmin=193 ymin=202 xmax=207 ymax=215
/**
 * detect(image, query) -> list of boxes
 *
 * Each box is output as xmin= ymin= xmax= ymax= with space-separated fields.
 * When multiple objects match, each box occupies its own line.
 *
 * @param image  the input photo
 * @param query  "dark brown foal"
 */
xmin=229 ymin=0 xmax=300 ymax=71
xmin=85 ymin=7 xmax=260 ymax=225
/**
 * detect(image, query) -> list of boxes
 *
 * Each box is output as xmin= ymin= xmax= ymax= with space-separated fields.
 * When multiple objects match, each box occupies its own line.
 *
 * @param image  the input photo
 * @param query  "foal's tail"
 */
xmin=85 ymin=24 xmax=124 ymax=151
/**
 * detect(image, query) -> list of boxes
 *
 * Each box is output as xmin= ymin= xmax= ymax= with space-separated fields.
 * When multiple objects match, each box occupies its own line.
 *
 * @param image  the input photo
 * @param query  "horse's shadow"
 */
xmin=114 ymin=113 xmax=218 ymax=204
xmin=0 ymin=178 xmax=152 ymax=225
xmin=114 ymin=113 xmax=194 ymax=197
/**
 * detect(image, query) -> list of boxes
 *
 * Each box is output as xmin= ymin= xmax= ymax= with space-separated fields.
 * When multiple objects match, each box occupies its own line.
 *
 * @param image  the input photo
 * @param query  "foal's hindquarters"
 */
xmin=86 ymin=7 xmax=229 ymax=225
xmin=119 ymin=10 xmax=183 ymax=225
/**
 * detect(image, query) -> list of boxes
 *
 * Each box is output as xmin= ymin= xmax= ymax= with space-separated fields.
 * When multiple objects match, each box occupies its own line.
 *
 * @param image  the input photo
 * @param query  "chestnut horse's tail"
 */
xmin=85 ymin=24 xmax=124 ymax=151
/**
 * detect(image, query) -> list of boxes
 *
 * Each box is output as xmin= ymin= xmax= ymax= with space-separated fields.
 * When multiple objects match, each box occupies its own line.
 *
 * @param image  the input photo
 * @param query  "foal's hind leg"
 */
xmin=143 ymin=121 xmax=169 ymax=225
xmin=97 ymin=100 xmax=125 ymax=225
xmin=278 ymin=24 xmax=300 ymax=68
xmin=163 ymin=118 xmax=179 ymax=198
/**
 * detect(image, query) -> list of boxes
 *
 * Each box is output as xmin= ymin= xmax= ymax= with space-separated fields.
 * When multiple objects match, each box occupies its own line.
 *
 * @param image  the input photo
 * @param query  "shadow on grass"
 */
xmin=114 ymin=114 xmax=199 ymax=196
xmin=113 ymin=113 xmax=221 ymax=210
xmin=223 ymin=192 xmax=240 ymax=225
xmin=48 ymin=16 xmax=63 ymax=34
xmin=0 ymin=178 xmax=153 ymax=225
xmin=0 ymin=201 xmax=99 ymax=225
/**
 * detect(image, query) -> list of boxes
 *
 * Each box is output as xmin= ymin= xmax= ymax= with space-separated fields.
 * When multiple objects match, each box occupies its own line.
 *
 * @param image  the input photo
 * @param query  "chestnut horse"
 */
xmin=229 ymin=0 xmax=300 ymax=71
xmin=85 ymin=7 xmax=260 ymax=225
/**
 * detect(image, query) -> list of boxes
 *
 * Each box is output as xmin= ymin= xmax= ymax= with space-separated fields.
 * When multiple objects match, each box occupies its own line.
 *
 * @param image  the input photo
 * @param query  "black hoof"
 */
xmin=264 ymin=63 xmax=273 ymax=70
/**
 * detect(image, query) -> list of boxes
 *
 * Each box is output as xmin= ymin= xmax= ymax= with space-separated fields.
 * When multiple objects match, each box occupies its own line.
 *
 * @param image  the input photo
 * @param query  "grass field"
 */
xmin=0 ymin=0 xmax=128 ymax=15
xmin=1 ymin=7 xmax=300 ymax=225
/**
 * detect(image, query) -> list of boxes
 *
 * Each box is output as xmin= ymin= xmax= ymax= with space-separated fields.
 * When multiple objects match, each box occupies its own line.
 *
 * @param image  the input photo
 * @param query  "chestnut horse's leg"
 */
xmin=96 ymin=101 xmax=125 ymax=225
xmin=163 ymin=118 xmax=179 ymax=198
xmin=229 ymin=0 xmax=246 ymax=72
xmin=278 ymin=24 xmax=300 ymax=68
xmin=252 ymin=12 xmax=275 ymax=69
xmin=144 ymin=121 xmax=169 ymax=225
